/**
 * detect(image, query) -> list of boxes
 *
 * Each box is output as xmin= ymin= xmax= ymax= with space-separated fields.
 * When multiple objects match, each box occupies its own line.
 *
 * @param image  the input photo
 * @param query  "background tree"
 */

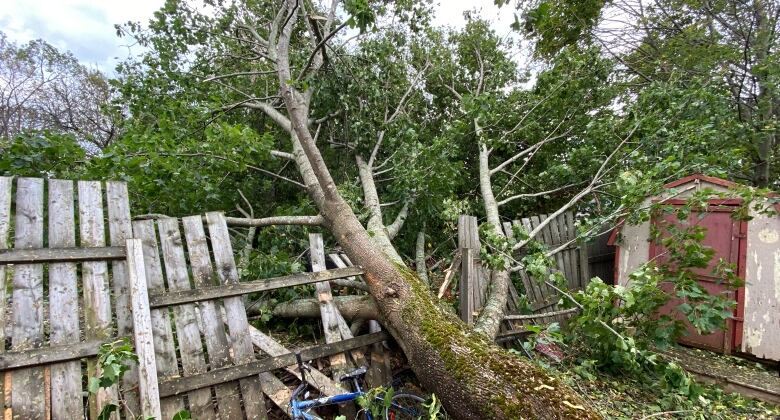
xmin=0 ymin=33 xmax=119 ymax=150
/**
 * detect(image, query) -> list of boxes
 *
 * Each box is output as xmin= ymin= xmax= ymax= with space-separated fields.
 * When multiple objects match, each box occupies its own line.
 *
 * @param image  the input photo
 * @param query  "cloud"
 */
xmin=0 ymin=0 xmax=521 ymax=75
xmin=0 ymin=0 xmax=163 ymax=73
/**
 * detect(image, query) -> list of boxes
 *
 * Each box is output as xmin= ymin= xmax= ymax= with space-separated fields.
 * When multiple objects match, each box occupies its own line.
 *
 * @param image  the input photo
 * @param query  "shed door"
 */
xmin=649 ymin=202 xmax=746 ymax=353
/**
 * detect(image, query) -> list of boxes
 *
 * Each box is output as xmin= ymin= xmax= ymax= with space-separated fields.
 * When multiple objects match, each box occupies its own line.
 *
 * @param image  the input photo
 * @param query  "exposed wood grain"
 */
xmin=180 ymin=216 xmax=244 ymax=419
xmin=0 ymin=247 xmax=125 ymax=265
xmin=78 ymin=180 xmax=118 ymax=418
xmin=0 ymin=339 xmax=104 ymax=370
xmin=131 ymin=219 xmax=186 ymax=417
xmin=159 ymin=332 xmax=388 ymax=398
xmin=47 ymin=179 xmax=83 ymax=420
xmin=126 ymin=239 xmax=162 ymax=419
xmin=0 ymin=177 xmax=12 ymax=414
xmin=204 ymin=212 xmax=266 ymax=419
xmin=150 ymin=267 xmax=363 ymax=308
xmin=105 ymin=181 xmax=140 ymax=415
xmin=157 ymin=217 xmax=215 ymax=417
xmin=11 ymin=177 xmax=45 ymax=419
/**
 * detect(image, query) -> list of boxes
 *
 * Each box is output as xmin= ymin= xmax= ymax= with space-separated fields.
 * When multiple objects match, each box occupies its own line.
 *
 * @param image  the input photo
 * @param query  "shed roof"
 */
xmin=606 ymin=173 xmax=743 ymax=246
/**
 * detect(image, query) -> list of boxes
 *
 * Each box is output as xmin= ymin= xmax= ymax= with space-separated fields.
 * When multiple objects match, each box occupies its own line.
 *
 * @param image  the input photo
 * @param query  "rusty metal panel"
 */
xmin=650 ymin=205 xmax=745 ymax=354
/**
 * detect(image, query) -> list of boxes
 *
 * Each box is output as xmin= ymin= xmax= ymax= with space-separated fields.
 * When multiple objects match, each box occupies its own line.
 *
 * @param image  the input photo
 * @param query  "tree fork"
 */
xmin=273 ymin=1 xmax=598 ymax=417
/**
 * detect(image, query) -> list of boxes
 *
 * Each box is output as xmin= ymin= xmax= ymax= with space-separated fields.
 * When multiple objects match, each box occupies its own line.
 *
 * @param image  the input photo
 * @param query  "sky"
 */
xmin=0 ymin=0 xmax=516 ymax=74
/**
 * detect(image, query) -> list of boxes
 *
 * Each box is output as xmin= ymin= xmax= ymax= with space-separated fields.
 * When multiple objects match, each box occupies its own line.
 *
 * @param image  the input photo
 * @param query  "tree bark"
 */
xmin=271 ymin=3 xmax=598 ymax=418
xmin=415 ymin=227 xmax=429 ymax=285
xmin=269 ymin=295 xmax=378 ymax=320
xmin=473 ymin=127 xmax=511 ymax=339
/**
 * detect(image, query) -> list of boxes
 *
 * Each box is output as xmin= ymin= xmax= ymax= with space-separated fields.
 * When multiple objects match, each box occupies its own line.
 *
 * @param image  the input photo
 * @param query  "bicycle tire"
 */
xmin=385 ymin=393 xmax=426 ymax=420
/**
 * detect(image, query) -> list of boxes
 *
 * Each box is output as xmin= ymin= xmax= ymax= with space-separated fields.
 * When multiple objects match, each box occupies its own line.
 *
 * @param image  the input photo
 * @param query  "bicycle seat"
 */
xmin=339 ymin=366 xmax=367 ymax=382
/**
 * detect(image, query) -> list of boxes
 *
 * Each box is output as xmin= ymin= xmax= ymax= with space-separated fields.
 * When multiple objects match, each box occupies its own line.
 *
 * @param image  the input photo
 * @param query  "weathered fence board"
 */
xmin=0 ymin=246 xmax=126 ymax=264
xmin=150 ymin=266 xmax=363 ymax=308
xmin=181 ymin=215 xmax=245 ymax=419
xmin=158 ymin=217 xmax=216 ymax=417
xmin=205 ymin=212 xmax=267 ymax=419
xmin=126 ymin=238 xmax=162 ymax=419
xmin=132 ymin=219 xmax=188 ymax=417
xmin=106 ymin=181 xmax=141 ymax=416
xmin=78 ymin=180 xmax=120 ymax=418
xmin=0 ymin=177 xmax=10 ymax=418
xmin=47 ymin=179 xmax=83 ymax=419
xmin=11 ymin=177 xmax=45 ymax=419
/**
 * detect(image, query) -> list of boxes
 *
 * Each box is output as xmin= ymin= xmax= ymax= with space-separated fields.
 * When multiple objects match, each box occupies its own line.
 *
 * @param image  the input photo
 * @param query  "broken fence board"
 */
xmin=180 ymin=215 xmax=245 ymax=419
xmin=47 ymin=179 xmax=83 ymax=420
xmin=309 ymin=235 xmax=348 ymax=374
xmin=248 ymin=326 xmax=346 ymax=397
xmin=11 ymin=177 xmax=46 ymax=419
xmin=126 ymin=239 xmax=162 ymax=420
xmin=159 ymin=332 xmax=389 ymax=398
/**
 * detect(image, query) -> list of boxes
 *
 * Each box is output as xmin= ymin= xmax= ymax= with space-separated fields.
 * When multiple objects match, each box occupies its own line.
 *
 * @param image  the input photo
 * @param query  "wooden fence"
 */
xmin=0 ymin=176 xmax=391 ymax=419
xmin=0 ymin=177 xmax=137 ymax=419
xmin=458 ymin=212 xmax=590 ymax=334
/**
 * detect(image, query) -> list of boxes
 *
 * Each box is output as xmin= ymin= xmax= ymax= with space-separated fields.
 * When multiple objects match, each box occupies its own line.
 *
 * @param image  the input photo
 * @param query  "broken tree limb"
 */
xmin=224 ymin=214 xmax=323 ymax=227
xmin=268 ymin=295 xmax=378 ymax=321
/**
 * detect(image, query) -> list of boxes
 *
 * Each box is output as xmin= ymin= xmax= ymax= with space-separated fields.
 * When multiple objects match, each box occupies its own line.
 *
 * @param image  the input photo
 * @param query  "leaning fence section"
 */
xmin=0 ymin=176 xmax=138 ymax=419
xmin=457 ymin=212 xmax=590 ymax=337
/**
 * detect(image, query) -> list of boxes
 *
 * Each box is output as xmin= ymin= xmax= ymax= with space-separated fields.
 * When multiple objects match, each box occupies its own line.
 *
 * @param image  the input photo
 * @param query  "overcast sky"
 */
xmin=0 ymin=0 xmax=515 ymax=74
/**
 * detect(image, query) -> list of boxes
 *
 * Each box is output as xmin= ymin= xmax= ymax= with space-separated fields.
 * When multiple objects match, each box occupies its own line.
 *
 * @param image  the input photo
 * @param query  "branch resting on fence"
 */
xmin=265 ymin=295 xmax=378 ymax=321
xmin=504 ymin=307 xmax=579 ymax=321
xmin=134 ymin=214 xmax=324 ymax=227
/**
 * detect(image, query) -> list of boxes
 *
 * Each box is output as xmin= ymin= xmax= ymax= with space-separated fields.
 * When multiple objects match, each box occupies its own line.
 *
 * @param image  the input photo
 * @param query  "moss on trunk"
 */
xmin=392 ymin=266 xmax=599 ymax=419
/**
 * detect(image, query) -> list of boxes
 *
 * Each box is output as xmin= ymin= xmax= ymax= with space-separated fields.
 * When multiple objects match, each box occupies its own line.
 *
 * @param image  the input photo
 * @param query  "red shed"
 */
xmin=608 ymin=174 xmax=780 ymax=361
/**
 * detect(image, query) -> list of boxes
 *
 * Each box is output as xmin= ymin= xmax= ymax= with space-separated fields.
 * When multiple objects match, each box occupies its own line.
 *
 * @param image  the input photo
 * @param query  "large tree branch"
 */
xmin=497 ymin=182 xmax=583 ymax=207
xmin=224 ymin=214 xmax=324 ymax=227
xmin=385 ymin=199 xmax=411 ymax=240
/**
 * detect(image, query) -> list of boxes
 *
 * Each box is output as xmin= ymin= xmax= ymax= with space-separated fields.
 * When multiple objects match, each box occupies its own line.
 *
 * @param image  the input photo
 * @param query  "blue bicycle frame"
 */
xmin=290 ymin=390 xmax=376 ymax=420
xmin=289 ymin=353 xmax=413 ymax=420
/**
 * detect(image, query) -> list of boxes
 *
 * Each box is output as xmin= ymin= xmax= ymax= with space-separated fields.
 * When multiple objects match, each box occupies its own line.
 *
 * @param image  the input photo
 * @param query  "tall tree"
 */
xmin=0 ymin=33 xmax=119 ymax=150
xmin=518 ymin=0 xmax=780 ymax=187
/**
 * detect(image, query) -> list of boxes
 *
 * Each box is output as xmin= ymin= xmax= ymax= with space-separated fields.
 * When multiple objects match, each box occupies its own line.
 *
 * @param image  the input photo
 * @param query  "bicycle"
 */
xmin=289 ymin=352 xmax=427 ymax=419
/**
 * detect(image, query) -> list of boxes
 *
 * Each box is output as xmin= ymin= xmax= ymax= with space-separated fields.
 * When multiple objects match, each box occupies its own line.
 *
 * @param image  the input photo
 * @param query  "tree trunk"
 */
xmin=273 ymin=3 xmax=598 ymax=417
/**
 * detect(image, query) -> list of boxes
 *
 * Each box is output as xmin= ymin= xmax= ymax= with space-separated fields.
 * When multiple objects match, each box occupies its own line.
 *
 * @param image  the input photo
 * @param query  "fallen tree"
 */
xmin=118 ymin=0 xmax=609 ymax=417
xmin=266 ymin=1 xmax=598 ymax=417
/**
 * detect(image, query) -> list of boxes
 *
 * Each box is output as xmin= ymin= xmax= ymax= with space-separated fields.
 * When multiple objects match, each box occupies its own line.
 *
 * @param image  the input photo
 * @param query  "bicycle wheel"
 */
xmin=385 ymin=393 xmax=426 ymax=420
